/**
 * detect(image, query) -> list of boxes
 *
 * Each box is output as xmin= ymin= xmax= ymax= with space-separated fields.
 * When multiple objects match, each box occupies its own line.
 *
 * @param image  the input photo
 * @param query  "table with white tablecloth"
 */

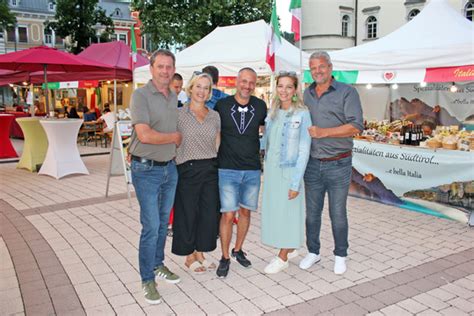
xmin=38 ymin=119 xmax=89 ymax=179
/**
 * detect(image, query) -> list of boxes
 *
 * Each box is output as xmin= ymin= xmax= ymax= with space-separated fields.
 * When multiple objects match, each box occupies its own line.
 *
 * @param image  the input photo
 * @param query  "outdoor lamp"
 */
xmin=366 ymin=83 xmax=372 ymax=89
xmin=391 ymin=83 xmax=399 ymax=90
xmin=94 ymin=23 xmax=105 ymax=43
xmin=450 ymin=83 xmax=457 ymax=93
xmin=419 ymin=81 xmax=427 ymax=87
xmin=9 ymin=84 xmax=14 ymax=87
xmin=22 ymin=81 xmax=28 ymax=86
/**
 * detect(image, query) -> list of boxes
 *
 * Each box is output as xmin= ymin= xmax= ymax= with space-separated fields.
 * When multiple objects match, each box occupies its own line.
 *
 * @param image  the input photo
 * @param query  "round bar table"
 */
xmin=38 ymin=119 xmax=89 ymax=179
xmin=0 ymin=114 xmax=18 ymax=158
xmin=16 ymin=117 xmax=48 ymax=172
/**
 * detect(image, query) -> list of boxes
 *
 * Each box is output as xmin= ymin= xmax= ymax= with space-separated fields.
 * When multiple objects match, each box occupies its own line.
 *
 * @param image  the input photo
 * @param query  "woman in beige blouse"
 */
xmin=172 ymin=72 xmax=221 ymax=273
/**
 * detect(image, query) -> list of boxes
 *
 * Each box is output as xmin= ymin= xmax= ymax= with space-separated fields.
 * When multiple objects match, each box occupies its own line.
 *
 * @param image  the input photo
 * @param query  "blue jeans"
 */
xmin=304 ymin=156 xmax=352 ymax=257
xmin=131 ymin=160 xmax=178 ymax=282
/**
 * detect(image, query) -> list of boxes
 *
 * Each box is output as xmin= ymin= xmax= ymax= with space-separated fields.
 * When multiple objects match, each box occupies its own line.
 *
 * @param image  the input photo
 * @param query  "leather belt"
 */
xmin=318 ymin=151 xmax=352 ymax=162
xmin=131 ymin=155 xmax=171 ymax=166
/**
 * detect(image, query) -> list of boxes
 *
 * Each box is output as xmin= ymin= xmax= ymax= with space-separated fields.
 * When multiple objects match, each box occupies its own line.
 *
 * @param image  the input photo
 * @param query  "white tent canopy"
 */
xmin=329 ymin=0 xmax=474 ymax=84
xmin=134 ymin=20 xmax=310 ymax=84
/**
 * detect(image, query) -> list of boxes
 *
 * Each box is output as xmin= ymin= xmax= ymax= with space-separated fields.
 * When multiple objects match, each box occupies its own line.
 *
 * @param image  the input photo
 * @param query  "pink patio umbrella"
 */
xmin=0 ymin=46 xmax=111 ymax=114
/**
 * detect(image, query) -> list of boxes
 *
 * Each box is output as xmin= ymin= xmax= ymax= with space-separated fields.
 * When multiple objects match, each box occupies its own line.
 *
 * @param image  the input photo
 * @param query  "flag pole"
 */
xmin=299 ymin=3 xmax=303 ymax=91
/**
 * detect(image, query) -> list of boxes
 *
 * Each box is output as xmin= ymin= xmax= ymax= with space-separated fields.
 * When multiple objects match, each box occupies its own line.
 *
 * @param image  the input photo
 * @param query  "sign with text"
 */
xmin=351 ymin=140 xmax=473 ymax=222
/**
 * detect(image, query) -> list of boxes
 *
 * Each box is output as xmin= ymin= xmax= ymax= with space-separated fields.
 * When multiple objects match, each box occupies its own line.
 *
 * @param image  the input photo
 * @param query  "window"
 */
xmin=44 ymin=28 xmax=52 ymax=44
xmin=341 ymin=15 xmax=350 ymax=37
xmin=48 ymin=1 xmax=56 ymax=11
xmin=407 ymin=9 xmax=420 ymax=21
xmin=466 ymin=2 xmax=473 ymax=21
xmin=110 ymin=34 xmax=117 ymax=41
xmin=7 ymin=26 xmax=28 ymax=43
xmin=7 ymin=28 xmax=15 ymax=42
xmin=18 ymin=26 xmax=27 ymax=43
xmin=366 ymin=16 xmax=377 ymax=39
xmin=118 ymin=33 xmax=127 ymax=44
xmin=113 ymin=8 xmax=122 ymax=18
xmin=10 ymin=0 xmax=18 ymax=7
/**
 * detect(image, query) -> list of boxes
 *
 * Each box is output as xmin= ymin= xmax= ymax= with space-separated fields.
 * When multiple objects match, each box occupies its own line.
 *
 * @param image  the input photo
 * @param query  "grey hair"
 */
xmin=149 ymin=49 xmax=176 ymax=67
xmin=309 ymin=51 xmax=332 ymax=65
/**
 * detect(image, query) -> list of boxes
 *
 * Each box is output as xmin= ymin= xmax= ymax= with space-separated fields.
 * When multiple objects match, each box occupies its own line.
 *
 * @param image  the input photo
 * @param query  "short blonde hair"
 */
xmin=185 ymin=73 xmax=213 ymax=101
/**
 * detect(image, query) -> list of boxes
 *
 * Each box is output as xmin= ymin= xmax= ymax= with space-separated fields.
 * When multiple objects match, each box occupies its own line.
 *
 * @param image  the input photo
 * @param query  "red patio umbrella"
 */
xmin=0 ymin=70 xmax=29 ymax=86
xmin=0 ymin=46 xmax=111 ymax=114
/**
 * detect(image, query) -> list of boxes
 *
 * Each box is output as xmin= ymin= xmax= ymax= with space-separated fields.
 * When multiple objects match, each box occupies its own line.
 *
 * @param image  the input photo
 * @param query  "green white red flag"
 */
xmin=130 ymin=24 xmax=137 ymax=70
xmin=289 ymin=0 xmax=301 ymax=41
xmin=266 ymin=2 xmax=282 ymax=71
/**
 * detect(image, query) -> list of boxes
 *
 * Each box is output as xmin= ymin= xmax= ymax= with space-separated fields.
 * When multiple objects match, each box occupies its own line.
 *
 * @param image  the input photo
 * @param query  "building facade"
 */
xmin=2 ymin=0 xmax=144 ymax=53
xmin=301 ymin=0 xmax=473 ymax=52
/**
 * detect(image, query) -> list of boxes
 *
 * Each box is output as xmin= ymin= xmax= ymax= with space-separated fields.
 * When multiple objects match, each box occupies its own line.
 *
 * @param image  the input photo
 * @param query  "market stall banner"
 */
xmin=351 ymin=140 xmax=473 ymax=222
xmin=218 ymin=76 xmax=236 ymax=87
xmin=303 ymin=66 xmax=474 ymax=85
xmin=389 ymin=82 xmax=474 ymax=125
xmin=42 ymin=81 xmax=99 ymax=90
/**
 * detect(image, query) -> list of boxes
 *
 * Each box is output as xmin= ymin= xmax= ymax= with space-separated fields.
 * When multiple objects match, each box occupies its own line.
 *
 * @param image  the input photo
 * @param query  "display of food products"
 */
xmin=426 ymin=128 xmax=474 ymax=151
xmin=359 ymin=120 xmax=474 ymax=151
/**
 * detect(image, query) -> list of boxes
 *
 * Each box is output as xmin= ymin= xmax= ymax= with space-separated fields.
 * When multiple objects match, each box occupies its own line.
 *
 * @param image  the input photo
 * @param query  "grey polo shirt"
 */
xmin=303 ymin=80 xmax=363 ymax=159
xmin=128 ymin=80 xmax=178 ymax=162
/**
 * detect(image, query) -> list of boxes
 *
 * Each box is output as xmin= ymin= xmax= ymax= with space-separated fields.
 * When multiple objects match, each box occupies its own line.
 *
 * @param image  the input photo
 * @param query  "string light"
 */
xmin=450 ymin=82 xmax=458 ymax=93
xmin=366 ymin=83 xmax=372 ymax=89
xmin=391 ymin=83 xmax=398 ymax=90
xmin=419 ymin=81 xmax=427 ymax=87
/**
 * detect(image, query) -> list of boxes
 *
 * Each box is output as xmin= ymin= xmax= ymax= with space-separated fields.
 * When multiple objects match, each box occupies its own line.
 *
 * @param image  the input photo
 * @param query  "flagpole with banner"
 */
xmin=266 ymin=1 xmax=282 ymax=73
xmin=289 ymin=0 xmax=303 ymax=86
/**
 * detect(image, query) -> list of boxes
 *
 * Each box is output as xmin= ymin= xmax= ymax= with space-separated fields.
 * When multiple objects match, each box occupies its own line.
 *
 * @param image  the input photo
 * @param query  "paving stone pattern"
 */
xmin=0 ymin=155 xmax=473 ymax=315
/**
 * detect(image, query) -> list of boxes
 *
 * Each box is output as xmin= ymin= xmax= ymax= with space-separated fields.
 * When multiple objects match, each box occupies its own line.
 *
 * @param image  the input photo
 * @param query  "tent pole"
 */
xmin=299 ymin=1 xmax=303 ymax=90
xmin=44 ymin=64 xmax=52 ymax=117
xmin=30 ymin=83 xmax=35 ymax=117
xmin=114 ymin=79 xmax=117 ymax=117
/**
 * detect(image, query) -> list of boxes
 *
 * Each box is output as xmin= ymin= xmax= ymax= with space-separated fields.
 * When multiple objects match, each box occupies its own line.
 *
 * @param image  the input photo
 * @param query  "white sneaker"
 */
xmin=299 ymin=253 xmax=321 ymax=270
xmin=264 ymin=257 xmax=289 ymax=274
xmin=287 ymin=249 xmax=299 ymax=260
xmin=334 ymin=256 xmax=347 ymax=275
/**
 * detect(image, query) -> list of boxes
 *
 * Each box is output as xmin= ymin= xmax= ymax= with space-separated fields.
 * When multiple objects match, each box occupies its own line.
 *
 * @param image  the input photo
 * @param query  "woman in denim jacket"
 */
xmin=261 ymin=71 xmax=312 ymax=274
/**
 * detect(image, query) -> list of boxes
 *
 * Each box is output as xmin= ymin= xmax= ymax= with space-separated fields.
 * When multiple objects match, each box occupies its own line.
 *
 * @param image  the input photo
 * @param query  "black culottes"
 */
xmin=171 ymin=159 xmax=219 ymax=256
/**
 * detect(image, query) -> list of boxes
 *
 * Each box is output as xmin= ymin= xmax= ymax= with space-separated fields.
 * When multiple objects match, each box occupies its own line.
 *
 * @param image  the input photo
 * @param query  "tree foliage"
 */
xmin=0 ymin=0 xmax=16 ymax=31
xmin=282 ymin=31 xmax=294 ymax=45
xmin=47 ymin=0 xmax=114 ymax=54
xmin=132 ymin=0 xmax=272 ymax=50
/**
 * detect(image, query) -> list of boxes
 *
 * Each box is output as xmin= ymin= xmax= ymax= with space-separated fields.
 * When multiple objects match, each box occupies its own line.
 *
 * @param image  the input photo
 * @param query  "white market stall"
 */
xmin=134 ymin=20 xmax=310 ymax=83
xmin=325 ymin=0 xmax=474 ymax=224
xmin=328 ymin=0 xmax=473 ymax=85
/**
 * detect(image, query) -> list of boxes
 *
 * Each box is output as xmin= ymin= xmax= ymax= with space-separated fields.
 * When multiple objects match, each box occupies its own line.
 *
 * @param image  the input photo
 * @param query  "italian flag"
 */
xmin=130 ymin=24 xmax=137 ymax=70
xmin=266 ymin=2 xmax=282 ymax=72
xmin=289 ymin=0 xmax=302 ymax=41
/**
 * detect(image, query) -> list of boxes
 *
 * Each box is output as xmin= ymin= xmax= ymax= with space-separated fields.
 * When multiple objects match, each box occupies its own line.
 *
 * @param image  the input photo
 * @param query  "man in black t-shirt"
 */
xmin=214 ymin=67 xmax=267 ymax=278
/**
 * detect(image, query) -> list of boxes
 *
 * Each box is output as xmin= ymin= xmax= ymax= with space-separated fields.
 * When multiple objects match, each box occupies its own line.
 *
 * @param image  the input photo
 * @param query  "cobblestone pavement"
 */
xmin=1 ymin=155 xmax=473 ymax=315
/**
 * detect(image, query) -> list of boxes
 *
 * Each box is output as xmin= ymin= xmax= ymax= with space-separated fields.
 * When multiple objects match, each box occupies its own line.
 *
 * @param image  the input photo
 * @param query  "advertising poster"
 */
xmin=350 ymin=140 xmax=474 ymax=223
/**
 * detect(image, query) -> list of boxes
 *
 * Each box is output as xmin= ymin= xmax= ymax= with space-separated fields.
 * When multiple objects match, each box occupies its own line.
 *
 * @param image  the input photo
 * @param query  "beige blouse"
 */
xmin=175 ymin=105 xmax=221 ymax=165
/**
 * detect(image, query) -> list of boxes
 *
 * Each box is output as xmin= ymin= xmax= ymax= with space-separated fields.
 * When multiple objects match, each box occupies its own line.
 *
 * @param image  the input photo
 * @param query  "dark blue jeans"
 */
xmin=304 ymin=156 xmax=352 ymax=257
xmin=131 ymin=160 xmax=178 ymax=282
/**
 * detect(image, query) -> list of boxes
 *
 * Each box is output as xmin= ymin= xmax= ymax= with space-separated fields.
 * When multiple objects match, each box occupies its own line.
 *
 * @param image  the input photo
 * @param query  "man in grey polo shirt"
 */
xmin=299 ymin=51 xmax=363 ymax=275
xmin=129 ymin=49 xmax=182 ymax=304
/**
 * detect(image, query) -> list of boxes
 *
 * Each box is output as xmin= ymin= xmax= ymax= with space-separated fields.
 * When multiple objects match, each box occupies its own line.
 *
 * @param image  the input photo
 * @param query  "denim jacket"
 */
xmin=262 ymin=109 xmax=312 ymax=191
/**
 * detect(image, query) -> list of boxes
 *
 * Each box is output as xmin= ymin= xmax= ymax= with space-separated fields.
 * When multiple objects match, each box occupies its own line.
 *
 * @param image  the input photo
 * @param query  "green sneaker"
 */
xmin=154 ymin=265 xmax=181 ymax=284
xmin=142 ymin=280 xmax=161 ymax=305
